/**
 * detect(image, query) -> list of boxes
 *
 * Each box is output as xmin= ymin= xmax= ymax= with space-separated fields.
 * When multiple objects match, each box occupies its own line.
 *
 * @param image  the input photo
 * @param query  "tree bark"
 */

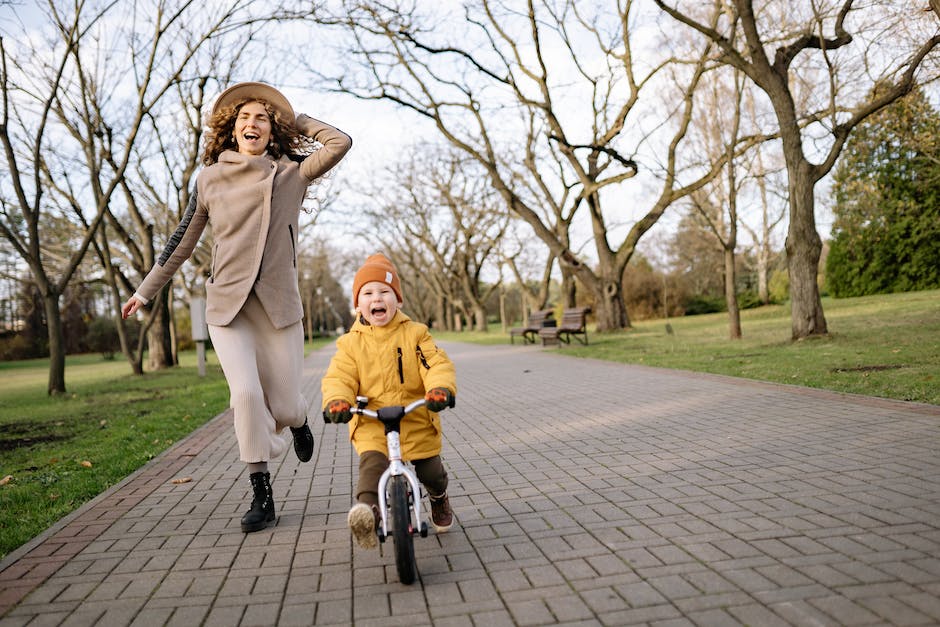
xmin=146 ymin=284 xmax=177 ymax=370
xmin=43 ymin=290 xmax=66 ymax=395
xmin=785 ymin=161 xmax=827 ymax=338
xmin=472 ymin=304 xmax=487 ymax=332
xmin=596 ymin=280 xmax=630 ymax=330
xmin=724 ymin=248 xmax=742 ymax=339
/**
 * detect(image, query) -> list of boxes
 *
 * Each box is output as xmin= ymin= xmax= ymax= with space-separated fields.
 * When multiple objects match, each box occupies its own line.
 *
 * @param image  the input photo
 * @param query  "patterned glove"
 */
xmin=323 ymin=399 xmax=352 ymax=424
xmin=425 ymin=387 xmax=454 ymax=412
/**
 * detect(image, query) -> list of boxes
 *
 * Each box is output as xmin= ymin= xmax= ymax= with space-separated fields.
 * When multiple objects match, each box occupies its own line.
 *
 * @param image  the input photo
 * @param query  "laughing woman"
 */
xmin=122 ymin=82 xmax=352 ymax=532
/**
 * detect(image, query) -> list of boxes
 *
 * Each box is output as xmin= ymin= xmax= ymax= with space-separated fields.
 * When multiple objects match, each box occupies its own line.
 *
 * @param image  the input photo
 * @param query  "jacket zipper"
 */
xmin=397 ymin=347 xmax=404 ymax=384
xmin=288 ymin=224 xmax=296 ymax=267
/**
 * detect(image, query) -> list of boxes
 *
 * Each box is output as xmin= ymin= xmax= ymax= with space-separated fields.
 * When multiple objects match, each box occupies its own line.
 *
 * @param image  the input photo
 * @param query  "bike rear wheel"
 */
xmin=388 ymin=475 xmax=417 ymax=584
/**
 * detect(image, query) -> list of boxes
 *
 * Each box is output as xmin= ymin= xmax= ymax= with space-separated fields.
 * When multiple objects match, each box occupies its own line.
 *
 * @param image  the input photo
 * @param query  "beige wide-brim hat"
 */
xmin=210 ymin=81 xmax=295 ymax=122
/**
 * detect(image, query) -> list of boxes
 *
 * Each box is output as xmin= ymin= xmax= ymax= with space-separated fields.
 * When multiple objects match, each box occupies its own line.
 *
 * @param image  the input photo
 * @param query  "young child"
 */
xmin=322 ymin=253 xmax=457 ymax=549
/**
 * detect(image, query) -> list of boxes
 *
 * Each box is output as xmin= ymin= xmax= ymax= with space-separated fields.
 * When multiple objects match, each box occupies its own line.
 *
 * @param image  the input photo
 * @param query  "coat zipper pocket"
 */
xmin=209 ymin=243 xmax=217 ymax=283
xmin=416 ymin=345 xmax=430 ymax=370
xmin=397 ymin=347 xmax=404 ymax=384
xmin=288 ymin=224 xmax=296 ymax=267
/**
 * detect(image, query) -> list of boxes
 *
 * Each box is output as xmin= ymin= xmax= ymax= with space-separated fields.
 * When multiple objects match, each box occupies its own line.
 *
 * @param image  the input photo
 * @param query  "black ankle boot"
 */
xmin=290 ymin=418 xmax=314 ymax=462
xmin=241 ymin=471 xmax=275 ymax=533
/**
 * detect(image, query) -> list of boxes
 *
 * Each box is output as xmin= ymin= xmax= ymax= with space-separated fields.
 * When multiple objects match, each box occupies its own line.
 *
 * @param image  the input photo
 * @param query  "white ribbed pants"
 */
xmin=208 ymin=292 xmax=307 ymax=463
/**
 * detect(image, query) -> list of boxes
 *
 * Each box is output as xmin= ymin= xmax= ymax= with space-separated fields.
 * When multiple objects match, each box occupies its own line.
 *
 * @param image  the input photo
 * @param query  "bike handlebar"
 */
xmin=351 ymin=398 xmax=427 ymax=421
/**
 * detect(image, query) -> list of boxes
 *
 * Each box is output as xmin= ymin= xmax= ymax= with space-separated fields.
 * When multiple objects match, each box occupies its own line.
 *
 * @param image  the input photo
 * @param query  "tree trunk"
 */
xmin=472 ymin=304 xmax=487 ymax=332
xmin=519 ymin=297 xmax=530 ymax=327
xmin=305 ymin=291 xmax=314 ymax=340
xmin=118 ymin=321 xmax=144 ymax=376
xmin=435 ymin=296 xmax=448 ymax=331
xmin=567 ymin=260 xmax=631 ymax=332
xmin=168 ymin=289 xmax=178 ymax=364
xmin=147 ymin=284 xmax=177 ymax=370
xmin=757 ymin=242 xmax=770 ymax=305
xmin=785 ymin=162 xmax=828 ymax=339
xmin=560 ymin=269 xmax=577 ymax=309
xmin=724 ymin=248 xmax=741 ymax=339
xmin=113 ymin=302 xmax=144 ymax=376
xmin=43 ymin=290 xmax=67 ymax=395
xmin=593 ymin=279 xmax=630 ymax=330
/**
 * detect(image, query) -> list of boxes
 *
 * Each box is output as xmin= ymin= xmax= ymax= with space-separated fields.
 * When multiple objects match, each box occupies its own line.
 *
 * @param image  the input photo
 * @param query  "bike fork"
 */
xmin=376 ymin=431 xmax=425 ymax=539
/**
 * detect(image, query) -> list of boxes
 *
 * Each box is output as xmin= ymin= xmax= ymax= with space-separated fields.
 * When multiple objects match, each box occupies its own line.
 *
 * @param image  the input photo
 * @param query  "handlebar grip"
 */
xmin=322 ymin=410 xmax=331 ymax=424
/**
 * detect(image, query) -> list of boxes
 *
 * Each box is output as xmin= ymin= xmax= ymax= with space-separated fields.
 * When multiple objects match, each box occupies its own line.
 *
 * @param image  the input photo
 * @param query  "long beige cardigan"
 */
xmin=135 ymin=115 xmax=352 ymax=329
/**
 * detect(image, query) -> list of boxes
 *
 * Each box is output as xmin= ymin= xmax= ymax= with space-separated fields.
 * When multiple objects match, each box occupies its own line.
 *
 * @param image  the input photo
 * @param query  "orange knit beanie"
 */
xmin=352 ymin=253 xmax=402 ymax=307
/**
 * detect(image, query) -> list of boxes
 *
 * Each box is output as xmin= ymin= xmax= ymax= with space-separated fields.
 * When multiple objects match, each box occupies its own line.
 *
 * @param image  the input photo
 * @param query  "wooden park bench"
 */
xmin=509 ymin=309 xmax=555 ymax=345
xmin=539 ymin=306 xmax=591 ymax=346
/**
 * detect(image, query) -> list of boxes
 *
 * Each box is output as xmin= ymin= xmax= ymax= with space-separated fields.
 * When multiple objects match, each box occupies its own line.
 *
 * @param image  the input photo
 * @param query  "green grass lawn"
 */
xmin=0 ymin=351 xmax=230 ymax=561
xmin=435 ymin=289 xmax=940 ymax=406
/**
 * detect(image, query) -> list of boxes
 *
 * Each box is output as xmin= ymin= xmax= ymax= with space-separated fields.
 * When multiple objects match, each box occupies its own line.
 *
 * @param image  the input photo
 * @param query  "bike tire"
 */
xmin=389 ymin=475 xmax=417 ymax=584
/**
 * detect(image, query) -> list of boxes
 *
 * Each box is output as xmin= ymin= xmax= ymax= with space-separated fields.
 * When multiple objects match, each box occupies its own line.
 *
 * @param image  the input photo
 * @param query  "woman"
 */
xmin=122 ymin=82 xmax=352 ymax=532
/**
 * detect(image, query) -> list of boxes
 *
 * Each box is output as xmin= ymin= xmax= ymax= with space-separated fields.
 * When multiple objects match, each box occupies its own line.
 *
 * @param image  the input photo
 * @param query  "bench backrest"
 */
xmin=559 ymin=306 xmax=591 ymax=329
xmin=528 ymin=309 xmax=554 ymax=326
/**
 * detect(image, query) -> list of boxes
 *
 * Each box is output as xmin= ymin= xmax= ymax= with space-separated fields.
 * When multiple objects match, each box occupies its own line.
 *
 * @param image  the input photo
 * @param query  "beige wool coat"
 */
xmin=322 ymin=310 xmax=457 ymax=461
xmin=135 ymin=114 xmax=352 ymax=328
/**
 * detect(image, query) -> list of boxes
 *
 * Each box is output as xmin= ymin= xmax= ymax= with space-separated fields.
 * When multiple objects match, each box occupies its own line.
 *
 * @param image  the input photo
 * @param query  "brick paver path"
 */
xmin=1 ymin=341 xmax=939 ymax=626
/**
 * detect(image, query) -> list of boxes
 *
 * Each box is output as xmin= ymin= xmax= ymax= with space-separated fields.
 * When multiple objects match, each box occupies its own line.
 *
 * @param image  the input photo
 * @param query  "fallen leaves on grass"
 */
xmin=0 ymin=475 xmax=12 ymax=486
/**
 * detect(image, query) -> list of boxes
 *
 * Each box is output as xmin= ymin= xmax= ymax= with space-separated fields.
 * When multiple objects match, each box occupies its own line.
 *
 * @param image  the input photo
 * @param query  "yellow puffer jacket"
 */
xmin=322 ymin=310 xmax=457 ymax=460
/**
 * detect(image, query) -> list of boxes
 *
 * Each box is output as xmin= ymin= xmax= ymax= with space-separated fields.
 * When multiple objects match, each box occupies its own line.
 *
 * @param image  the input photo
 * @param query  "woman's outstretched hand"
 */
xmin=121 ymin=296 xmax=143 ymax=319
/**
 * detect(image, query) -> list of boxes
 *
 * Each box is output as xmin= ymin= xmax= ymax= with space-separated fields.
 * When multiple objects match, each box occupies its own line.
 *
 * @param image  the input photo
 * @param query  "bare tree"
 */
xmin=432 ymin=156 xmax=507 ymax=331
xmin=306 ymin=1 xmax=754 ymax=331
xmin=655 ymin=0 xmax=940 ymax=339
xmin=501 ymin=228 xmax=555 ymax=326
xmin=357 ymin=149 xmax=507 ymax=331
xmin=100 ymin=81 xmax=210 ymax=374
xmin=1 ymin=5 xmax=116 ymax=394
xmin=684 ymin=65 xmax=748 ymax=338
xmin=60 ymin=12 xmax=263 ymax=376
xmin=739 ymin=98 xmax=787 ymax=306
xmin=1 ymin=1 xmax=279 ymax=390
xmin=667 ymin=210 xmax=725 ymax=301
xmin=298 ymin=238 xmax=353 ymax=338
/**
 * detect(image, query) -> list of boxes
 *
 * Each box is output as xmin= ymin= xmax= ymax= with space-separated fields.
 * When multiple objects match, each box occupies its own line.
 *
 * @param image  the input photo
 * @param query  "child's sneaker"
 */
xmin=348 ymin=503 xmax=378 ymax=549
xmin=429 ymin=492 xmax=453 ymax=532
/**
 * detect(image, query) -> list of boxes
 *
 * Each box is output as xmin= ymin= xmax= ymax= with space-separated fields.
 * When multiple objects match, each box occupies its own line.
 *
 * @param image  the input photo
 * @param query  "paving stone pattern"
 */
xmin=1 ymin=341 xmax=939 ymax=626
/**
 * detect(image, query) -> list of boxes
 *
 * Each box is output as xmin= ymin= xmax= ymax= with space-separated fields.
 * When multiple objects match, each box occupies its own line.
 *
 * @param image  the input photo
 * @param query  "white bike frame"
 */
xmin=353 ymin=397 xmax=427 ymax=539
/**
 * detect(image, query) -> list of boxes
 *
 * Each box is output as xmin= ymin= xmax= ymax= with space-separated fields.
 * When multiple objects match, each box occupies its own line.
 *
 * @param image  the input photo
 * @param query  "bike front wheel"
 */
xmin=388 ymin=475 xmax=417 ymax=584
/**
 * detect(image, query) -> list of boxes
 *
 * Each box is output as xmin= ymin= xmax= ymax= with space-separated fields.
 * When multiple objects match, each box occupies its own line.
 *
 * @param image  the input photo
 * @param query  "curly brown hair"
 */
xmin=202 ymin=98 xmax=315 ymax=166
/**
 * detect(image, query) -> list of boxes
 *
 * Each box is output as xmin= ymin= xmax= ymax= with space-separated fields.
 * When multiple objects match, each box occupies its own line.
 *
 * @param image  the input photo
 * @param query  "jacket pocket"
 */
xmin=209 ymin=243 xmax=218 ymax=283
xmin=416 ymin=345 xmax=430 ymax=369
